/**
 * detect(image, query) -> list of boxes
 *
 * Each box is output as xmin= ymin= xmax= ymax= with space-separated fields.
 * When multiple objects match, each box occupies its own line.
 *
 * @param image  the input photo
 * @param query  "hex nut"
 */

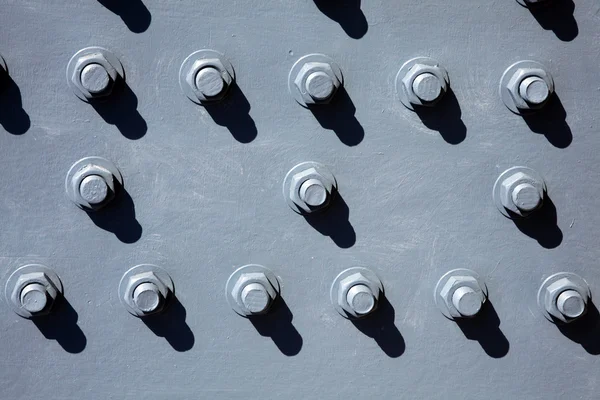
xmin=288 ymin=54 xmax=343 ymax=108
xmin=493 ymin=166 xmax=546 ymax=218
xmin=5 ymin=264 xmax=64 ymax=319
xmin=538 ymin=273 xmax=591 ymax=324
xmin=119 ymin=265 xmax=175 ymax=317
xmin=330 ymin=267 xmax=384 ymax=319
xmin=65 ymin=157 xmax=123 ymax=211
xmin=500 ymin=60 xmax=554 ymax=114
xmin=434 ymin=269 xmax=487 ymax=320
xmin=225 ymin=265 xmax=281 ymax=317
xmin=179 ymin=49 xmax=235 ymax=105
xmin=283 ymin=161 xmax=338 ymax=214
xmin=395 ymin=57 xmax=450 ymax=110
xmin=66 ymin=47 xmax=124 ymax=102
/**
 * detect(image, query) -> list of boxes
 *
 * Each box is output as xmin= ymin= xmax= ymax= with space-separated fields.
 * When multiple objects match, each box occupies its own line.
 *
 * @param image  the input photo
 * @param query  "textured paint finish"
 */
xmin=0 ymin=0 xmax=598 ymax=399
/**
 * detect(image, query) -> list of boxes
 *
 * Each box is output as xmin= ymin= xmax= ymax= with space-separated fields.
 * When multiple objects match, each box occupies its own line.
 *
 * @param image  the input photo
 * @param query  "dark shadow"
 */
xmin=303 ymin=192 xmax=356 ymax=248
xmin=249 ymin=297 xmax=303 ymax=356
xmin=313 ymin=0 xmax=368 ymax=39
xmin=0 ymin=75 xmax=30 ymax=135
xmin=309 ymin=87 xmax=364 ymax=146
xmin=204 ymin=83 xmax=257 ymax=143
xmin=91 ymin=80 xmax=147 ymax=140
xmin=87 ymin=184 xmax=142 ymax=244
xmin=414 ymin=88 xmax=466 ymax=145
xmin=456 ymin=301 xmax=509 ymax=358
xmin=522 ymin=93 xmax=572 ymax=149
xmin=97 ymin=0 xmax=151 ymax=33
xmin=351 ymin=296 xmax=405 ymax=358
xmin=556 ymin=302 xmax=600 ymax=355
xmin=527 ymin=0 xmax=577 ymax=42
xmin=141 ymin=297 xmax=195 ymax=352
xmin=32 ymin=297 xmax=87 ymax=354
xmin=512 ymin=194 xmax=562 ymax=249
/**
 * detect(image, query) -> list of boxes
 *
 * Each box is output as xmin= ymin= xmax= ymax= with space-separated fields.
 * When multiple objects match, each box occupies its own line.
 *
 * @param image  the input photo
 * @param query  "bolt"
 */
xmin=299 ymin=178 xmax=328 ymax=208
xmin=497 ymin=169 xmax=545 ymax=217
xmin=397 ymin=58 xmax=449 ymax=109
xmin=556 ymin=290 xmax=586 ymax=319
xmin=451 ymin=286 xmax=482 ymax=317
xmin=435 ymin=270 xmax=487 ymax=320
xmin=240 ymin=283 xmax=271 ymax=314
xmin=79 ymin=175 xmax=109 ymax=205
xmin=132 ymin=282 xmax=164 ymax=314
xmin=346 ymin=284 xmax=376 ymax=316
xmin=519 ymin=76 xmax=550 ymax=106
xmin=412 ymin=72 xmax=443 ymax=103
xmin=20 ymin=283 xmax=49 ymax=314
xmin=287 ymin=165 xmax=336 ymax=214
xmin=195 ymin=67 xmax=225 ymax=98
xmin=306 ymin=71 xmax=335 ymax=101
xmin=80 ymin=63 xmax=111 ymax=95
xmin=290 ymin=55 xmax=343 ymax=107
xmin=511 ymin=183 xmax=542 ymax=213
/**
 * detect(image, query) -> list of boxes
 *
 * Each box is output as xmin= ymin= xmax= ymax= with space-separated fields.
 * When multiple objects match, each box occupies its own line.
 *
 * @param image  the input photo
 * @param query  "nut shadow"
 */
xmin=303 ymin=191 xmax=356 ymax=248
xmin=313 ymin=0 xmax=368 ymax=39
xmin=309 ymin=87 xmax=364 ymax=146
xmin=556 ymin=301 xmax=600 ymax=355
xmin=414 ymin=88 xmax=466 ymax=145
xmin=204 ymin=83 xmax=257 ymax=143
xmin=91 ymin=80 xmax=147 ymax=140
xmin=32 ymin=297 xmax=87 ymax=354
xmin=248 ymin=297 xmax=303 ymax=356
xmin=522 ymin=93 xmax=572 ymax=149
xmin=455 ymin=301 xmax=509 ymax=358
xmin=86 ymin=183 xmax=142 ymax=244
xmin=527 ymin=0 xmax=578 ymax=42
xmin=511 ymin=194 xmax=562 ymax=249
xmin=141 ymin=297 xmax=195 ymax=352
xmin=350 ymin=296 xmax=405 ymax=358
xmin=97 ymin=0 xmax=151 ymax=33
xmin=0 ymin=75 xmax=30 ymax=135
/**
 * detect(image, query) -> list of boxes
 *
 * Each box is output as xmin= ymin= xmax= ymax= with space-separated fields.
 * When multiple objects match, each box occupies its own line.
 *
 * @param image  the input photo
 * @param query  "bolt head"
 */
xmin=401 ymin=63 xmax=448 ymax=107
xmin=544 ymin=278 xmax=589 ymax=323
xmin=230 ymin=272 xmax=277 ymax=316
xmin=124 ymin=272 xmax=170 ymax=316
xmin=439 ymin=276 xmax=485 ymax=319
xmin=10 ymin=272 xmax=60 ymax=317
xmin=337 ymin=273 xmax=381 ymax=318
xmin=71 ymin=52 xmax=119 ymax=100
xmin=185 ymin=58 xmax=232 ymax=103
xmin=500 ymin=172 xmax=544 ymax=217
xmin=289 ymin=168 xmax=334 ymax=214
xmin=71 ymin=164 xmax=116 ymax=210
xmin=506 ymin=67 xmax=554 ymax=111
xmin=294 ymin=62 xmax=341 ymax=105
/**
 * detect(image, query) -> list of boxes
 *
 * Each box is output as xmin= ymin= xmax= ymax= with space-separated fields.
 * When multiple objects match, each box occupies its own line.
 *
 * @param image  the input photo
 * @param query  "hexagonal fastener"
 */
xmin=395 ymin=57 xmax=450 ymax=110
xmin=493 ymin=166 xmax=546 ymax=218
xmin=283 ymin=161 xmax=338 ymax=214
xmin=65 ymin=157 xmax=123 ymax=211
xmin=331 ymin=267 xmax=383 ymax=319
xmin=5 ymin=264 xmax=64 ymax=319
xmin=500 ymin=60 xmax=554 ymax=114
xmin=288 ymin=54 xmax=343 ymax=108
xmin=66 ymin=47 xmax=124 ymax=102
xmin=119 ymin=265 xmax=175 ymax=317
xmin=179 ymin=49 xmax=235 ymax=105
xmin=538 ymin=272 xmax=591 ymax=324
xmin=226 ymin=265 xmax=280 ymax=317
xmin=434 ymin=269 xmax=487 ymax=320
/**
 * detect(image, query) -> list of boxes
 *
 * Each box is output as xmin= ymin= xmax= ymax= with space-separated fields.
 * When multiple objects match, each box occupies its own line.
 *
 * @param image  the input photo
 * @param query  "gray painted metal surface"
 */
xmin=0 ymin=0 xmax=597 ymax=399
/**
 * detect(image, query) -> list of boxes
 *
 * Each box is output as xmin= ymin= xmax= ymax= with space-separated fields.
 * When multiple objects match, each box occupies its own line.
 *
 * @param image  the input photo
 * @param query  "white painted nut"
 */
xmin=500 ymin=60 xmax=554 ymax=114
xmin=119 ymin=265 xmax=174 ymax=317
xmin=288 ymin=54 xmax=343 ymax=107
xmin=538 ymin=273 xmax=591 ymax=324
xmin=226 ymin=265 xmax=280 ymax=317
xmin=65 ymin=157 xmax=123 ymax=211
xmin=330 ymin=267 xmax=383 ymax=319
xmin=5 ymin=264 xmax=64 ymax=319
xmin=66 ymin=47 xmax=124 ymax=102
xmin=493 ymin=166 xmax=546 ymax=218
xmin=179 ymin=50 xmax=235 ymax=105
xmin=434 ymin=269 xmax=487 ymax=320
xmin=283 ymin=162 xmax=337 ymax=214
xmin=396 ymin=57 xmax=450 ymax=110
